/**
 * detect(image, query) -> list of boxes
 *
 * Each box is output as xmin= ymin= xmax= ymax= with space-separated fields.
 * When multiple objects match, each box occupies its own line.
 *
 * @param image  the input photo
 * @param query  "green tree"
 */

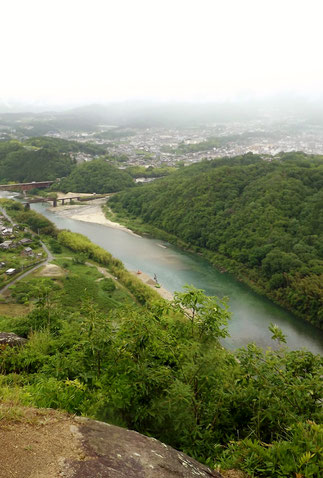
xmin=173 ymin=285 xmax=229 ymax=342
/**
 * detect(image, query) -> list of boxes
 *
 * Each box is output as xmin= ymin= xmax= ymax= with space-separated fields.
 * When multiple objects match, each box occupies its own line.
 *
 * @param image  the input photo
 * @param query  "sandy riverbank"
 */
xmin=56 ymin=192 xmax=94 ymax=199
xmin=50 ymin=198 xmax=139 ymax=236
xmin=49 ymin=198 xmax=174 ymax=301
xmin=130 ymin=271 xmax=174 ymax=301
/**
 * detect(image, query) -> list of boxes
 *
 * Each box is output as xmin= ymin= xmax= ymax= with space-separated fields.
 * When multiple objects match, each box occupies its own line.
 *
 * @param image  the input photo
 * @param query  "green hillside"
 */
xmin=0 ymin=140 xmax=73 ymax=182
xmin=58 ymin=159 xmax=134 ymax=193
xmin=24 ymin=136 xmax=107 ymax=155
xmin=0 ymin=139 xmax=133 ymax=194
xmin=109 ymin=153 xmax=323 ymax=327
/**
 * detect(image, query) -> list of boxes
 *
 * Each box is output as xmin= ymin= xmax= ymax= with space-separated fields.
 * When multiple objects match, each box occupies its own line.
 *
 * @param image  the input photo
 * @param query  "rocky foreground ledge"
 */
xmin=0 ymin=408 xmax=224 ymax=478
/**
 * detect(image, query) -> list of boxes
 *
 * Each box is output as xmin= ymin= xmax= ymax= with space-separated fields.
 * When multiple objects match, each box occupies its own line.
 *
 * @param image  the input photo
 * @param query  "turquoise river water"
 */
xmin=21 ymin=199 xmax=323 ymax=354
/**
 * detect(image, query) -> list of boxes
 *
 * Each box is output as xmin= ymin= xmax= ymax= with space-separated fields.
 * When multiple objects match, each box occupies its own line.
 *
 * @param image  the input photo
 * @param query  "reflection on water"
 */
xmin=3 ymin=192 xmax=322 ymax=353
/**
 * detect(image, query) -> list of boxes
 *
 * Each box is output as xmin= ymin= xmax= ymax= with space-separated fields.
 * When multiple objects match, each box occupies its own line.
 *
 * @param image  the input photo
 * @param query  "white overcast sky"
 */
xmin=1 ymin=0 xmax=323 ymax=105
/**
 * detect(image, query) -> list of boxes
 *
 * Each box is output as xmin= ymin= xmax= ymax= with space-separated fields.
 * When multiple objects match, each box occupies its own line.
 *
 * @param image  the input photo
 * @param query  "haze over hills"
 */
xmin=1 ymin=97 xmax=323 ymax=128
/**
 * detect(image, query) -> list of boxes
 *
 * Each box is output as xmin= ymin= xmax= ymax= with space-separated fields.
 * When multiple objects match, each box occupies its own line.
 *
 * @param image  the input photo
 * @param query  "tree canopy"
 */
xmin=0 ymin=138 xmax=132 ymax=193
xmin=0 ymin=141 xmax=73 ymax=182
xmin=58 ymin=159 xmax=134 ymax=193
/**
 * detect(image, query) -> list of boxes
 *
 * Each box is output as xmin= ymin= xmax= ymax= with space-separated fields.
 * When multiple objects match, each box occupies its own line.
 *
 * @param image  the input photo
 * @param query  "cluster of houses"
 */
xmin=0 ymin=216 xmax=42 ymax=277
xmin=0 ymin=237 xmax=33 ymax=252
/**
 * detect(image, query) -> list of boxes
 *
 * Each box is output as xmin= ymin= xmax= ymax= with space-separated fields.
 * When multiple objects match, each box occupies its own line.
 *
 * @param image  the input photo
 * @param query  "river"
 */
xmin=5 ymin=193 xmax=323 ymax=353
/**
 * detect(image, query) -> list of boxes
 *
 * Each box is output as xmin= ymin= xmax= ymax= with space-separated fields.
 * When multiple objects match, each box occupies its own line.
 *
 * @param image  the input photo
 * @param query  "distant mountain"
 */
xmin=0 ymin=99 xmax=75 ymax=114
xmin=0 ymin=110 xmax=99 ymax=135
xmin=1 ymin=97 xmax=323 ymax=130
xmin=64 ymin=101 xmax=264 ymax=127
xmin=34 ymin=98 xmax=323 ymax=127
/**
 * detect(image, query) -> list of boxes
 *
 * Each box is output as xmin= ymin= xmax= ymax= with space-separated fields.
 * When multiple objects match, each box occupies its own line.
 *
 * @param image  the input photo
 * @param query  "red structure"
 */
xmin=0 ymin=181 xmax=54 ymax=191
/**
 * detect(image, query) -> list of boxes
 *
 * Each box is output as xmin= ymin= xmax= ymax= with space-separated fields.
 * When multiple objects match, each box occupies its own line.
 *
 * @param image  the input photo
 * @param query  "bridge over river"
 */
xmin=0 ymin=181 xmax=54 ymax=191
xmin=26 ymin=194 xmax=108 ymax=207
xmin=0 ymin=182 xmax=108 ymax=206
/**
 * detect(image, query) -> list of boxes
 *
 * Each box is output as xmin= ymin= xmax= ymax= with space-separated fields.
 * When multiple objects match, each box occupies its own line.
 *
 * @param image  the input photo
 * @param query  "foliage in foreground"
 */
xmin=219 ymin=421 xmax=322 ymax=478
xmin=0 ymin=284 xmax=322 ymax=477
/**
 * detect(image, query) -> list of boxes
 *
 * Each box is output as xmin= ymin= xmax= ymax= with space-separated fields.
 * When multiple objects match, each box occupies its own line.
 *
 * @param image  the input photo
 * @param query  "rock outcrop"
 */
xmin=0 ymin=332 xmax=27 ymax=346
xmin=64 ymin=417 xmax=223 ymax=477
xmin=0 ymin=408 xmax=223 ymax=478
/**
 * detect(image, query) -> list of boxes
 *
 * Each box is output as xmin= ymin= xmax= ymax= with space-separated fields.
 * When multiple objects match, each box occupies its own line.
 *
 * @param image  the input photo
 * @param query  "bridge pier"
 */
xmin=53 ymin=199 xmax=57 ymax=207
xmin=61 ymin=199 xmax=65 ymax=205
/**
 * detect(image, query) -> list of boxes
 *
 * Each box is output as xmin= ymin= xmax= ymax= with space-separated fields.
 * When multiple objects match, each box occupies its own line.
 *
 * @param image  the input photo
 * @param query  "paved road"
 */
xmin=0 ymin=207 xmax=53 ymax=294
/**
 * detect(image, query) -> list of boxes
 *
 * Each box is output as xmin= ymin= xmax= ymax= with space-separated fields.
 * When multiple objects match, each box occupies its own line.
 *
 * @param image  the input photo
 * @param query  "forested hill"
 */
xmin=109 ymin=152 xmax=323 ymax=327
xmin=58 ymin=159 xmax=134 ymax=193
xmin=0 ymin=137 xmax=109 ymax=184
xmin=0 ymin=139 xmax=133 ymax=193
xmin=0 ymin=140 xmax=74 ymax=182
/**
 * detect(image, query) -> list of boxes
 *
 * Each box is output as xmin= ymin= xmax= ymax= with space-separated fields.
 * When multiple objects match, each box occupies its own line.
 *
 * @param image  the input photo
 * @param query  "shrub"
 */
xmin=100 ymin=278 xmax=116 ymax=293
xmin=219 ymin=421 xmax=323 ymax=478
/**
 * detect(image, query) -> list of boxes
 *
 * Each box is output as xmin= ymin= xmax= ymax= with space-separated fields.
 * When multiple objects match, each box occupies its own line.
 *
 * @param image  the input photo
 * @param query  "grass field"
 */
xmin=0 ymin=244 xmax=136 ymax=322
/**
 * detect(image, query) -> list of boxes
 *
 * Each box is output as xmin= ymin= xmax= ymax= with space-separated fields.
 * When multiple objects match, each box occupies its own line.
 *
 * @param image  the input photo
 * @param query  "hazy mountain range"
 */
xmin=1 ymin=98 xmax=323 ymax=129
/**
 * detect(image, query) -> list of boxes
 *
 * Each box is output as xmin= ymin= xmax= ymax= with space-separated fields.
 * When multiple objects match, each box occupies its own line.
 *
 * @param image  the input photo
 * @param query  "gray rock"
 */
xmin=0 ymin=332 xmax=27 ymax=346
xmin=64 ymin=418 xmax=223 ymax=478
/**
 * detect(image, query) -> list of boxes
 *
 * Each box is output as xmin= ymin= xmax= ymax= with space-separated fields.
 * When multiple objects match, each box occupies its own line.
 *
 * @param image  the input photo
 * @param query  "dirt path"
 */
xmin=0 ymin=408 xmax=83 ymax=478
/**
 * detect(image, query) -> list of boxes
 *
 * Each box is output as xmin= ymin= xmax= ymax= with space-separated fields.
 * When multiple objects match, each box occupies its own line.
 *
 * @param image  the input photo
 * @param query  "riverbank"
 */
xmin=47 ymin=200 xmax=264 ymax=308
xmin=26 ymin=197 xmax=323 ymax=353
xmin=48 ymin=199 xmax=140 ymax=237
xmin=105 ymin=204 xmax=323 ymax=330
xmin=130 ymin=271 xmax=174 ymax=301
xmin=56 ymin=208 xmax=172 ymax=301
xmin=46 ymin=200 xmax=173 ymax=300
xmin=47 ymin=201 xmax=173 ymax=302
xmin=50 ymin=199 xmax=320 ymax=329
